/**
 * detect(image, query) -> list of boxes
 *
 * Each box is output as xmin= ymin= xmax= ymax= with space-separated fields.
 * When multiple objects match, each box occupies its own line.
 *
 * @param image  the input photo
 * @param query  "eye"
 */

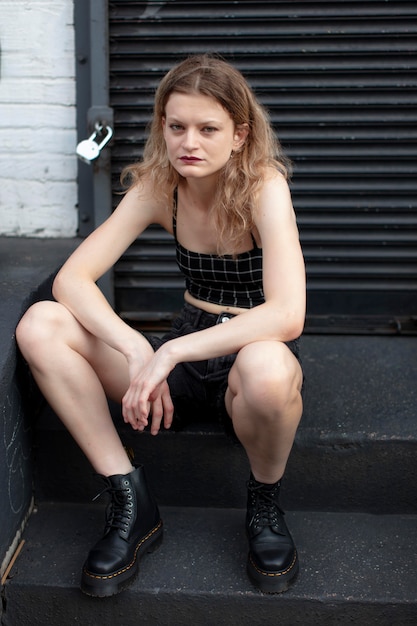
xmin=202 ymin=126 xmax=217 ymax=133
xmin=169 ymin=124 xmax=184 ymax=132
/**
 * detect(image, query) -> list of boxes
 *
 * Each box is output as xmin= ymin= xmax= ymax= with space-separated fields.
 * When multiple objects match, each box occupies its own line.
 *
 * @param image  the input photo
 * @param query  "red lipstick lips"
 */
xmin=180 ymin=156 xmax=202 ymax=162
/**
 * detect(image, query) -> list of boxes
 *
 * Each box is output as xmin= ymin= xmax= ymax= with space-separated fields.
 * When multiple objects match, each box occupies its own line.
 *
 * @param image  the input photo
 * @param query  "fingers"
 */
xmin=122 ymin=394 xmax=149 ymax=431
xmin=122 ymin=381 xmax=174 ymax=435
xmin=149 ymin=392 xmax=163 ymax=435
xmin=149 ymin=382 xmax=174 ymax=435
xmin=122 ymin=381 xmax=149 ymax=430
xmin=163 ymin=387 xmax=174 ymax=430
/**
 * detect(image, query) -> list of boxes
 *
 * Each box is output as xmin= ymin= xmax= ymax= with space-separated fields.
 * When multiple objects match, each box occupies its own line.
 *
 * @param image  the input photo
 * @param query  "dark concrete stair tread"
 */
xmin=3 ymin=502 xmax=417 ymax=625
xmin=300 ymin=334 xmax=417 ymax=439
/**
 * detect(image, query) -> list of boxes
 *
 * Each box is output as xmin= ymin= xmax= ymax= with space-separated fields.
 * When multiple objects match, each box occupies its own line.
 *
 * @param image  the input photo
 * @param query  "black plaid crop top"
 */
xmin=173 ymin=190 xmax=264 ymax=308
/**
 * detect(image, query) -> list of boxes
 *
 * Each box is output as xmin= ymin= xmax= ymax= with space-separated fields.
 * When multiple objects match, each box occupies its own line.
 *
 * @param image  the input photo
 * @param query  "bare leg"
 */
xmin=16 ymin=300 xmax=152 ymax=476
xmin=17 ymin=300 xmax=164 ymax=597
xmin=225 ymin=340 xmax=303 ymax=593
xmin=225 ymin=341 xmax=303 ymax=483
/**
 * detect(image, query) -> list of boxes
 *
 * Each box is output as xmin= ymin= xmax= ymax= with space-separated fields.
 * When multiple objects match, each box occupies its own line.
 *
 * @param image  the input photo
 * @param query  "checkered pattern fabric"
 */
xmin=173 ymin=193 xmax=264 ymax=308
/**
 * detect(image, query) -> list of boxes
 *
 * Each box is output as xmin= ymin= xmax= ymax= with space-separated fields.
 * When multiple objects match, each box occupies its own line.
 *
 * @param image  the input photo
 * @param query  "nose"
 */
xmin=182 ymin=128 xmax=199 ymax=151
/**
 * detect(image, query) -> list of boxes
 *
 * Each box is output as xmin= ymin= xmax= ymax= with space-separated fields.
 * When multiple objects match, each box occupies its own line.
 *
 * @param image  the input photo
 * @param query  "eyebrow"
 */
xmin=166 ymin=116 xmax=222 ymax=126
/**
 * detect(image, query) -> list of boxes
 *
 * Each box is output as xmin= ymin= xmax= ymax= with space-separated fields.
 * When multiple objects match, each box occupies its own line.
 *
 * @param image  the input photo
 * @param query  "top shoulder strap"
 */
xmin=172 ymin=188 xmax=178 ymax=239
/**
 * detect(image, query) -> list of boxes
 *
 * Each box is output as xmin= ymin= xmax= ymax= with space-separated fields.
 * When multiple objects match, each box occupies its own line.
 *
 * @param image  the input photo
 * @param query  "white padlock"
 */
xmin=76 ymin=125 xmax=113 ymax=164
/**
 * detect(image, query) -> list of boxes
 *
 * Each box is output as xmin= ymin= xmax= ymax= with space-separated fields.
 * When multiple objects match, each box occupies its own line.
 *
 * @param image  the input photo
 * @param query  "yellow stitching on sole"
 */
xmin=83 ymin=520 xmax=163 ymax=581
xmin=249 ymin=549 xmax=298 ymax=578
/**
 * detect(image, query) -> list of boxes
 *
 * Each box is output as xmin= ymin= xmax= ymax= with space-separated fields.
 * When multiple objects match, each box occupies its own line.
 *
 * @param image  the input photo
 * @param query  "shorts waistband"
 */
xmin=182 ymin=302 xmax=236 ymax=329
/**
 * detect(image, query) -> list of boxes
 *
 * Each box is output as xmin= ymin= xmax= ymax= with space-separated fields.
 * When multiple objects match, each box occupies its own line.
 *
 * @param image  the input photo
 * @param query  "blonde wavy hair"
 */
xmin=121 ymin=54 xmax=292 ymax=254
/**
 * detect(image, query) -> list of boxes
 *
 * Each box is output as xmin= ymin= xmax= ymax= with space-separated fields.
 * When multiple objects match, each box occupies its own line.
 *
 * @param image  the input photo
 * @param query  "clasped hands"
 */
xmin=122 ymin=345 xmax=175 ymax=436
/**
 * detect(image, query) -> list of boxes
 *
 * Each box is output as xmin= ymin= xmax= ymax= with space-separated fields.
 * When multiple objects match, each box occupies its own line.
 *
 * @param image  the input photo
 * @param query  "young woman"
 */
xmin=16 ymin=54 xmax=305 ymax=597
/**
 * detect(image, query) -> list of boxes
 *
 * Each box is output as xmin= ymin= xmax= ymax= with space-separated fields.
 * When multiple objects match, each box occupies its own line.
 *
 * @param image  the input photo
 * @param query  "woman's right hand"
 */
xmin=122 ymin=347 xmax=175 ymax=435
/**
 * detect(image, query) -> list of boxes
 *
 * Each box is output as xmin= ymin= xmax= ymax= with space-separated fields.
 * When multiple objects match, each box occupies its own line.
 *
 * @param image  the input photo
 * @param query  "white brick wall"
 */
xmin=0 ymin=0 xmax=77 ymax=237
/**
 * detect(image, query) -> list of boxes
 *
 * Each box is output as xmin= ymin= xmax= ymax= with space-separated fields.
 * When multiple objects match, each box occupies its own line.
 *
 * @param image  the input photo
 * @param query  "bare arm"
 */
xmin=52 ymin=182 xmax=168 ymax=363
xmin=52 ymin=182 xmax=175 ymax=432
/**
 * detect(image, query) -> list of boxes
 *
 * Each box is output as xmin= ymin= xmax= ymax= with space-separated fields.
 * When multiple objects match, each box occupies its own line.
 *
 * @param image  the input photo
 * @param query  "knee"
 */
xmin=16 ymin=301 xmax=63 ymax=360
xmin=230 ymin=341 xmax=301 ymax=410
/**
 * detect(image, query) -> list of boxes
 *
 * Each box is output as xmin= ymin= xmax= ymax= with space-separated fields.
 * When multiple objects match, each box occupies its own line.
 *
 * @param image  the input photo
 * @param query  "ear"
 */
xmin=233 ymin=123 xmax=249 ymax=150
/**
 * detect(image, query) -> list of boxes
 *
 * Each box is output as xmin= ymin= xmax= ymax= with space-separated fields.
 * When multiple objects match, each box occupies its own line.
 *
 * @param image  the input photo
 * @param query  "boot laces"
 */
xmin=93 ymin=480 xmax=133 ymax=533
xmin=247 ymin=481 xmax=284 ymax=530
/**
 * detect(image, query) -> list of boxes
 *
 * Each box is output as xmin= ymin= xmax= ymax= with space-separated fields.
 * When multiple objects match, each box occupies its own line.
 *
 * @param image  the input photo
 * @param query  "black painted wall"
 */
xmin=0 ymin=350 xmax=34 ymax=572
xmin=0 ymin=238 xmax=79 ymax=576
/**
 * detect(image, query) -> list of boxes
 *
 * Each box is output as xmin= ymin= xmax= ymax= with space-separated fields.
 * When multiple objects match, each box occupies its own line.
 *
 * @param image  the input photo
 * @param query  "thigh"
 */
xmin=18 ymin=300 xmax=134 ymax=402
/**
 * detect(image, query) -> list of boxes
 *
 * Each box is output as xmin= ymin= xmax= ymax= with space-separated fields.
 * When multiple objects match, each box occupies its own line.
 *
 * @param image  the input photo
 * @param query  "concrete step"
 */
xmin=33 ymin=335 xmax=417 ymax=513
xmin=3 ymin=502 xmax=417 ymax=626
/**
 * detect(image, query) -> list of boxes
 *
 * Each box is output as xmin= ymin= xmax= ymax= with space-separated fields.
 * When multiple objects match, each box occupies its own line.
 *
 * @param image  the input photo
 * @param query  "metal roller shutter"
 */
xmin=109 ymin=0 xmax=417 ymax=333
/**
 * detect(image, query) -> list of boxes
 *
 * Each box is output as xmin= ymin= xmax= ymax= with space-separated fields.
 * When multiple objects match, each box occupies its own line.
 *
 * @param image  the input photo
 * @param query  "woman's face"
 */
xmin=162 ymin=91 xmax=247 ymax=181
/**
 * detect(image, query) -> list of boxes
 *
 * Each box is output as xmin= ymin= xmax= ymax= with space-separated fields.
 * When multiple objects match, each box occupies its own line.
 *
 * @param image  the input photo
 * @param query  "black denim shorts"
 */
xmin=144 ymin=302 xmax=301 ymax=432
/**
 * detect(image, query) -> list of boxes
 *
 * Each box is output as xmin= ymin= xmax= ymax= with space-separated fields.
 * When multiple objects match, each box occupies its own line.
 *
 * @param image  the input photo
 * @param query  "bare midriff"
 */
xmin=184 ymin=290 xmax=249 ymax=316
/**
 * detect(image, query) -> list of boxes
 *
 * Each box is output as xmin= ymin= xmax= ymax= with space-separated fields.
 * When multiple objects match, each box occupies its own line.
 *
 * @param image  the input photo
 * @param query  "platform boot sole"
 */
xmin=80 ymin=520 xmax=163 ymax=597
xmin=247 ymin=549 xmax=299 ymax=594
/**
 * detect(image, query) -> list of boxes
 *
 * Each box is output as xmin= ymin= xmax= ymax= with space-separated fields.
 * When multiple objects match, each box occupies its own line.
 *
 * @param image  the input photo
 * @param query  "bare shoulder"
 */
xmin=60 ymin=177 xmax=173 ymax=277
xmin=116 ymin=177 xmax=172 ymax=231
xmin=255 ymin=169 xmax=295 ymax=226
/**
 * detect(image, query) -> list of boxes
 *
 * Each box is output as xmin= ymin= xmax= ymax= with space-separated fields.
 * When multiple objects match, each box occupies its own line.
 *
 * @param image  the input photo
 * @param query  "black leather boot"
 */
xmin=80 ymin=465 xmax=163 ymax=597
xmin=246 ymin=474 xmax=298 ymax=593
